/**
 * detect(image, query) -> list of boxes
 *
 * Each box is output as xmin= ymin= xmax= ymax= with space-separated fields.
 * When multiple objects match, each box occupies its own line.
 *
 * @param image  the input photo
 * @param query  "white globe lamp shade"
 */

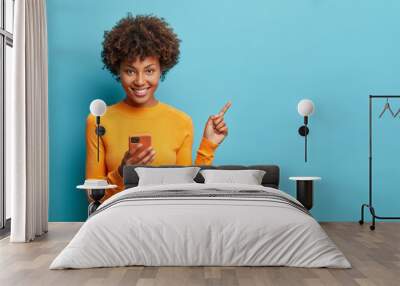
xmin=90 ymin=99 xmax=107 ymax=117
xmin=297 ymin=99 xmax=314 ymax=116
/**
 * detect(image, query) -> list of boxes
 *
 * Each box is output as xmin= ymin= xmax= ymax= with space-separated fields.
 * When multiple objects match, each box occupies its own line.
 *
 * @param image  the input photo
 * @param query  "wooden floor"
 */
xmin=0 ymin=222 xmax=399 ymax=286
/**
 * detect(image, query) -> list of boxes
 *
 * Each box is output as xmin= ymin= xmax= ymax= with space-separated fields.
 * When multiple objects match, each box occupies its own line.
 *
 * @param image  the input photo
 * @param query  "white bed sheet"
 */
xmin=50 ymin=183 xmax=351 ymax=269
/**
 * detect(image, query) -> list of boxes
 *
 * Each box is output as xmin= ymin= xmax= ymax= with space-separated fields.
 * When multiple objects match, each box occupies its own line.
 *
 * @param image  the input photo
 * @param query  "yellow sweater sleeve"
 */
xmin=85 ymin=115 xmax=123 ymax=200
xmin=195 ymin=137 xmax=219 ymax=165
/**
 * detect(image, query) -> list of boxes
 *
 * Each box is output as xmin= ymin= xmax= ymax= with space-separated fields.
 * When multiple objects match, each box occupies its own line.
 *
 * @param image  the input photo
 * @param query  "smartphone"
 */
xmin=129 ymin=134 xmax=152 ymax=155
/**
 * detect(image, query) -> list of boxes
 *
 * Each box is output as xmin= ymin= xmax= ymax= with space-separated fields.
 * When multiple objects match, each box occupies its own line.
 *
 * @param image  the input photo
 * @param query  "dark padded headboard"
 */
xmin=123 ymin=165 xmax=280 ymax=189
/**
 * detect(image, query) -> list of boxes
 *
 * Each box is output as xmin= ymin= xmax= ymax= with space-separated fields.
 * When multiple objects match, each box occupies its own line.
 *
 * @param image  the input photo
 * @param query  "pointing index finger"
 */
xmin=219 ymin=101 xmax=232 ymax=116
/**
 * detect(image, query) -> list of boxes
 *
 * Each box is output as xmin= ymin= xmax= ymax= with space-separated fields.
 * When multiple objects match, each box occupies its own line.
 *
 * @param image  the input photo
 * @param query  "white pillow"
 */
xmin=135 ymin=167 xmax=201 ymax=186
xmin=200 ymin=169 xmax=266 ymax=185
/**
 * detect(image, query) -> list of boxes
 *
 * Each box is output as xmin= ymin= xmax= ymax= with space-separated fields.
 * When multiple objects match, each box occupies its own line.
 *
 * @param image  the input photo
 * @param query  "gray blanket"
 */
xmin=91 ymin=189 xmax=310 ymax=218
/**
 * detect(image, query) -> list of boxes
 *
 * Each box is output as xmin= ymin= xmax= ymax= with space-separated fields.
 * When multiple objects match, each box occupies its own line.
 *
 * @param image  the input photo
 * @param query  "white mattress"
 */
xmin=50 ymin=183 xmax=351 ymax=269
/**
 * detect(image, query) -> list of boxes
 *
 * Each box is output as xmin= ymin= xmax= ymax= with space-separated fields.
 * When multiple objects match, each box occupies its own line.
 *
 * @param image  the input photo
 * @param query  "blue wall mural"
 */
xmin=47 ymin=0 xmax=400 ymax=221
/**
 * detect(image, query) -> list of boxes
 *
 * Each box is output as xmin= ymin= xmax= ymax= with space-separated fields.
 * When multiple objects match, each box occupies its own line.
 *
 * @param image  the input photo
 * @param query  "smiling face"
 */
xmin=119 ymin=56 xmax=161 ymax=107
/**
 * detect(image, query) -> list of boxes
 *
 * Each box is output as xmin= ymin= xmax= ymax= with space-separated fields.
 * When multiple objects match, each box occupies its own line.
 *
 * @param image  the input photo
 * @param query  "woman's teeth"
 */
xmin=132 ymin=88 xmax=148 ymax=97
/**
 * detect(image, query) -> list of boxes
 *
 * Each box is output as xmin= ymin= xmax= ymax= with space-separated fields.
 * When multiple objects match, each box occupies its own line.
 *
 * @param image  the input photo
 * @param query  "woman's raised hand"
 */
xmin=118 ymin=144 xmax=156 ymax=176
xmin=203 ymin=101 xmax=232 ymax=145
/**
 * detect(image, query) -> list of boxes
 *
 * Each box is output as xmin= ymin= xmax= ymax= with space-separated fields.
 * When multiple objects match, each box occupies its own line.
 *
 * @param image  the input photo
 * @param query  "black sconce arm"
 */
xmin=298 ymin=116 xmax=310 ymax=162
xmin=95 ymin=116 xmax=106 ymax=161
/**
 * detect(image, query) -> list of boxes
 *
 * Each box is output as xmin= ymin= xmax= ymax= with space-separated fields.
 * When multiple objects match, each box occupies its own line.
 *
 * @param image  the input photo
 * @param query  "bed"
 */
xmin=50 ymin=165 xmax=351 ymax=269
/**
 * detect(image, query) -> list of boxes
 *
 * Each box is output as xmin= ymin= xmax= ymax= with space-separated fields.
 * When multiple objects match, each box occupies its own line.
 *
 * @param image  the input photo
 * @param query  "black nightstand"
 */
xmin=289 ymin=177 xmax=321 ymax=210
xmin=87 ymin=189 xmax=106 ymax=215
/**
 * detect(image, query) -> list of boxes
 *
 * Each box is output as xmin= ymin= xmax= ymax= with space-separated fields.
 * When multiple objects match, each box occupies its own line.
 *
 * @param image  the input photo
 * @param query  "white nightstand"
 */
xmin=77 ymin=180 xmax=117 ymax=216
xmin=289 ymin=177 xmax=321 ymax=210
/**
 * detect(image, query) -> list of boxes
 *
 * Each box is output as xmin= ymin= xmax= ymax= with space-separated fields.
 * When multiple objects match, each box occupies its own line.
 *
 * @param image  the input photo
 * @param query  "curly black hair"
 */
xmin=101 ymin=14 xmax=181 ymax=81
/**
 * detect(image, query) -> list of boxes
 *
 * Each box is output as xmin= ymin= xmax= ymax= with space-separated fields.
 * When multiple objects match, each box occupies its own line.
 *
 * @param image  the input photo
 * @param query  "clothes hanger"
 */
xmin=394 ymin=107 xmax=400 ymax=118
xmin=379 ymin=98 xmax=395 ymax=118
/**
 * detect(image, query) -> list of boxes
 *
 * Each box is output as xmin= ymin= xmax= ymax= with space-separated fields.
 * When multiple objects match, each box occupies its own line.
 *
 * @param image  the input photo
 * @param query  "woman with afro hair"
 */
xmin=86 ymin=14 xmax=231 ymax=201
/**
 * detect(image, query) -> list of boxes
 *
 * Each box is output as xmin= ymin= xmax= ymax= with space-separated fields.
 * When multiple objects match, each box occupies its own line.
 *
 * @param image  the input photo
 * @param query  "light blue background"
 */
xmin=47 ymin=0 xmax=400 ymax=221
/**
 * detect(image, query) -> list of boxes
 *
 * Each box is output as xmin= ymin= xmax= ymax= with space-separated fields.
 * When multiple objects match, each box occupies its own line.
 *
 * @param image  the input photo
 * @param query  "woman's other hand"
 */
xmin=203 ymin=101 xmax=231 ymax=145
xmin=118 ymin=144 xmax=156 ymax=176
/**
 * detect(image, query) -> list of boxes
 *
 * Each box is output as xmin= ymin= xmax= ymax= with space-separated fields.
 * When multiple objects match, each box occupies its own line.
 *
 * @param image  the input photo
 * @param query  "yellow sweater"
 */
xmin=86 ymin=100 xmax=218 ymax=201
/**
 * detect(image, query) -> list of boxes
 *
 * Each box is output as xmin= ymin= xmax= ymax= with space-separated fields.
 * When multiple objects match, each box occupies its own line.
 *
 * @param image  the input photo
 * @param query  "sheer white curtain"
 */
xmin=7 ymin=0 xmax=49 ymax=242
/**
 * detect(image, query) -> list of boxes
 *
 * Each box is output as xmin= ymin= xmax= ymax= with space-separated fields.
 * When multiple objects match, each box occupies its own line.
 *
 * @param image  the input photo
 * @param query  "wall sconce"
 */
xmin=89 ymin=99 xmax=107 ymax=161
xmin=297 ymin=99 xmax=314 ymax=162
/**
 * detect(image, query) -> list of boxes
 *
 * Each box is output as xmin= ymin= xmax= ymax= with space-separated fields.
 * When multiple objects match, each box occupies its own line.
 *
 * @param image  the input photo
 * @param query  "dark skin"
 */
xmin=117 ymin=56 xmax=231 ymax=176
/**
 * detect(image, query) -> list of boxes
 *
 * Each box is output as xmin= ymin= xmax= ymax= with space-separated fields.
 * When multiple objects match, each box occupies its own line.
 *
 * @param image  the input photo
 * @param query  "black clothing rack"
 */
xmin=359 ymin=95 xmax=400 ymax=230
